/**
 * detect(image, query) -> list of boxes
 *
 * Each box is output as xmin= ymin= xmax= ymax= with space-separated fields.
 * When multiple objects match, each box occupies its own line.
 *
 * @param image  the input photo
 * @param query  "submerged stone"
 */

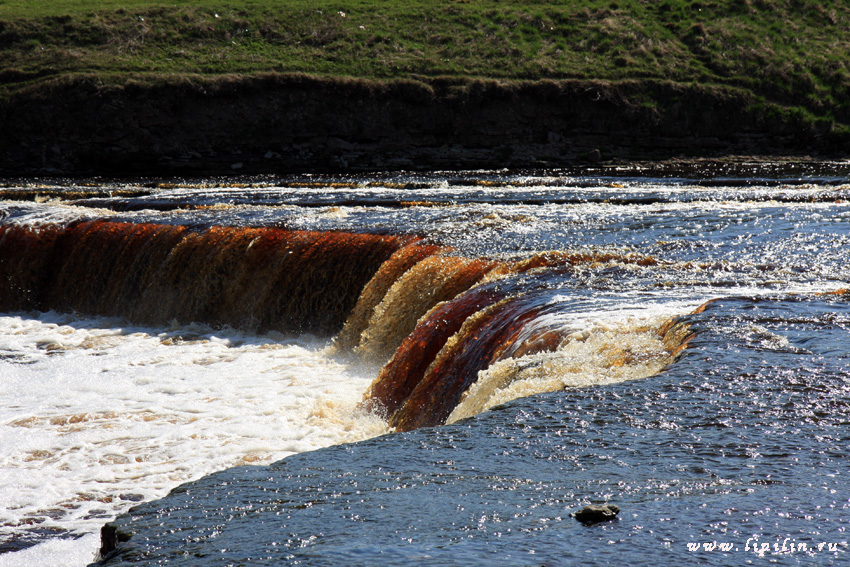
xmin=573 ymin=504 xmax=620 ymax=524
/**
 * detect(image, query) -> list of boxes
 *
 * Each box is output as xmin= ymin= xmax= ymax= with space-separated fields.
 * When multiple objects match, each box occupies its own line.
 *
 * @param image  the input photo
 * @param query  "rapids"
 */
xmin=0 ymin=163 xmax=848 ymax=566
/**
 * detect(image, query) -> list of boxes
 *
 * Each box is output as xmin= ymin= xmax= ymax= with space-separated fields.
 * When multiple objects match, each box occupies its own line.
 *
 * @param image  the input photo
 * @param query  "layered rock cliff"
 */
xmin=0 ymin=73 xmax=844 ymax=176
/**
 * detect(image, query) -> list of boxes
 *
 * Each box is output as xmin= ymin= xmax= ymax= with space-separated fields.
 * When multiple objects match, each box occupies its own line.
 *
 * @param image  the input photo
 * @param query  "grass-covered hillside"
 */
xmin=2 ymin=0 xmax=849 ymax=118
xmin=1 ymin=1 xmax=848 ymax=173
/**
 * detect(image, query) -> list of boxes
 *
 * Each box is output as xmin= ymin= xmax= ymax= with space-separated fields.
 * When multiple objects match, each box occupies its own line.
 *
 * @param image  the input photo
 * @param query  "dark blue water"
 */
xmin=93 ymin=294 xmax=850 ymax=566
xmin=2 ymin=164 xmax=848 ymax=565
xmin=72 ymin=164 xmax=850 ymax=566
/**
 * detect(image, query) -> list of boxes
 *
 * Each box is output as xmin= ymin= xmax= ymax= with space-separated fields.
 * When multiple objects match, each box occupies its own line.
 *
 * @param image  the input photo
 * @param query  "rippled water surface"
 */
xmin=0 ymin=163 xmax=848 ymax=566
xmin=101 ymin=296 xmax=850 ymax=566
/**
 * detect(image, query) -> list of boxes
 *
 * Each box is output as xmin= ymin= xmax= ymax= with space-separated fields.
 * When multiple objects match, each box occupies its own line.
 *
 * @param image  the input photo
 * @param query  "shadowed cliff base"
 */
xmin=1 ymin=73 xmax=846 ymax=176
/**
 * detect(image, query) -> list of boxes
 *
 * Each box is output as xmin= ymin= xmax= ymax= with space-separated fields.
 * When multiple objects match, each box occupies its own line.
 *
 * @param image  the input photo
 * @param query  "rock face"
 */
xmin=97 ymin=524 xmax=131 ymax=563
xmin=573 ymin=504 xmax=621 ymax=524
xmin=0 ymin=74 xmax=843 ymax=176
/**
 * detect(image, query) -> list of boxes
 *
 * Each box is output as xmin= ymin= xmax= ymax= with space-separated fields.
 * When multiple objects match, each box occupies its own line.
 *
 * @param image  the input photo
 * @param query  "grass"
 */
xmin=0 ymin=0 xmax=849 ymax=126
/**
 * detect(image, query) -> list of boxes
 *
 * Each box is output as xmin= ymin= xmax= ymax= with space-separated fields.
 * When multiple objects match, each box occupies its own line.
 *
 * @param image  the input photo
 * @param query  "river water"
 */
xmin=0 ymin=163 xmax=848 ymax=566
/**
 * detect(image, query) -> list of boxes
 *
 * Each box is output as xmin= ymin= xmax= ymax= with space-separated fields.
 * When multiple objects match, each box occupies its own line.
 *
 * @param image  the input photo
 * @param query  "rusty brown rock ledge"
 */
xmin=1 ymin=73 xmax=846 ymax=176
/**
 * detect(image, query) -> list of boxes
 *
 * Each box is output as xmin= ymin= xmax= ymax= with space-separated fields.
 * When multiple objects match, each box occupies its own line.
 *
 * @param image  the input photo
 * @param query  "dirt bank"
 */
xmin=1 ymin=73 xmax=846 ymax=176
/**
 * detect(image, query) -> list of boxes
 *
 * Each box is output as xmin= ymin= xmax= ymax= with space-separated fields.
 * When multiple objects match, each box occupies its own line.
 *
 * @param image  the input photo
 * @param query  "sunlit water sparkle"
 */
xmin=1 ymin=166 xmax=849 ymax=566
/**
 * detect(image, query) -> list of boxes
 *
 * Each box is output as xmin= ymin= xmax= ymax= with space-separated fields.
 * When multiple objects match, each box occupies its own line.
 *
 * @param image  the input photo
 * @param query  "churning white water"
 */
xmin=0 ymin=305 xmax=698 ymax=567
xmin=0 ymin=312 xmax=387 ymax=566
xmin=2 ymin=166 xmax=848 ymax=566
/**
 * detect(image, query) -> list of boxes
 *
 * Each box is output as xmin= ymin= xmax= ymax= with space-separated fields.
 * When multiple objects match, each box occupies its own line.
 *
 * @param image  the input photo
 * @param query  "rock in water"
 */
xmin=573 ymin=504 xmax=620 ymax=524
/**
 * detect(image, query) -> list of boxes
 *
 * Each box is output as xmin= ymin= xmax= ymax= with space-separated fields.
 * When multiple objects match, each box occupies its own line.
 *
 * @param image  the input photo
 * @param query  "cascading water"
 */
xmin=1 ymin=164 xmax=848 ymax=566
xmin=0 ymin=212 xmax=691 ymax=433
xmin=0 ymin=220 xmax=413 ymax=334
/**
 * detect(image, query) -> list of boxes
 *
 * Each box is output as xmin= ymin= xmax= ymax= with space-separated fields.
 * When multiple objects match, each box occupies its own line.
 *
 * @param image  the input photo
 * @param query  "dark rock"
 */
xmin=0 ymin=74 xmax=842 ymax=177
xmin=99 ymin=523 xmax=118 ymax=556
xmin=573 ymin=503 xmax=620 ymax=524
xmin=96 ymin=523 xmax=132 ymax=562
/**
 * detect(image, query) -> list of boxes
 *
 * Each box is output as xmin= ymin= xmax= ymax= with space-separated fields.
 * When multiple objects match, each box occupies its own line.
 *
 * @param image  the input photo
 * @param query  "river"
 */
xmin=0 ymin=163 xmax=848 ymax=566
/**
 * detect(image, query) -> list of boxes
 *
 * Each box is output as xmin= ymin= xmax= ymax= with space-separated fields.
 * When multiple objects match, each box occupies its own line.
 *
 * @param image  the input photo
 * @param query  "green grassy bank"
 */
xmin=1 ymin=0 xmax=848 ymax=173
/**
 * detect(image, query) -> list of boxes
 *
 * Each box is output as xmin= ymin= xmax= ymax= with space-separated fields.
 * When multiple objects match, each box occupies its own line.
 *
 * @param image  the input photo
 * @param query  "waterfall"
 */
xmin=0 ymin=214 xmax=690 ymax=430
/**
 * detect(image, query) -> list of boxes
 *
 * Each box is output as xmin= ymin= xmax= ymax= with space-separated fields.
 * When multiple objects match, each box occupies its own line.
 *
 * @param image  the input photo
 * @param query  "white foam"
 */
xmin=0 ymin=534 xmax=99 ymax=567
xmin=0 ymin=202 xmax=114 ymax=226
xmin=0 ymin=312 xmax=386 ymax=567
xmin=447 ymin=312 xmax=683 ymax=424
